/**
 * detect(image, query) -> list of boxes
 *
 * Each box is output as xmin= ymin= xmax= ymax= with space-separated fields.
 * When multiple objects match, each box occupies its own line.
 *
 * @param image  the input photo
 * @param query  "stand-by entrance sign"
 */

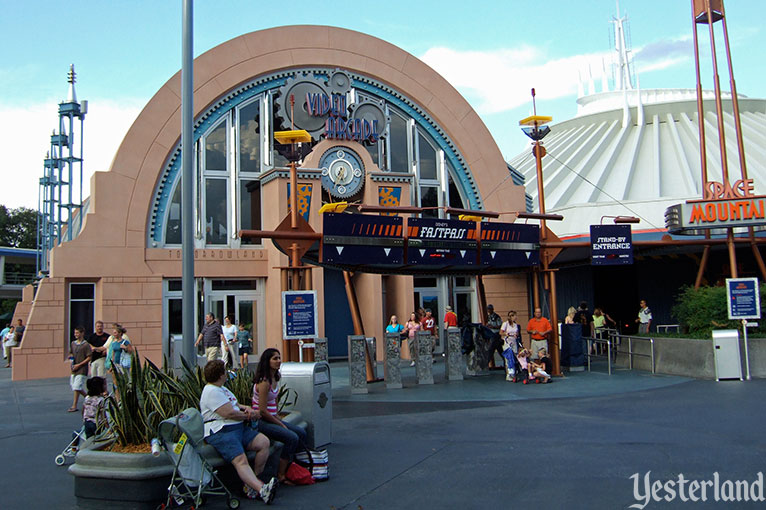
xmin=726 ymin=277 xmax=761 ymax=320
xmin=590 ymin=224 xmax=633 ymax=265
xmin=282 ymin=290 xmax=318 ymax=339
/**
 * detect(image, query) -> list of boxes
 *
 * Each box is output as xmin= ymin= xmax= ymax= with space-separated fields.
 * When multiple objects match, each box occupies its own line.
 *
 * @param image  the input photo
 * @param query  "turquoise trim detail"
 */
xmin=150 ymin=68 xmax=481 ymax=244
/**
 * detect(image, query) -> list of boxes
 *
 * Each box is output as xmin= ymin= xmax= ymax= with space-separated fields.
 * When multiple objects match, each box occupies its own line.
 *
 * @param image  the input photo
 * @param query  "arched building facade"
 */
xmin=13 ymin=26 xmax=529 ymax=380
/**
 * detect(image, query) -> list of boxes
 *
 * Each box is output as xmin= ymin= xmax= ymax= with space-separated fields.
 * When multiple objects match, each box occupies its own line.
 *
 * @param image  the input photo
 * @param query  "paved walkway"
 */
xmin=1 ymin=361 xmax=764 ymax=509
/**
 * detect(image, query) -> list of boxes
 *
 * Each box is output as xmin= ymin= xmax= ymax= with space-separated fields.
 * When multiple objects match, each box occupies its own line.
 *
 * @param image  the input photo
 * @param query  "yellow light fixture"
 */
xmin=318 ymin=202 xmax=349 ymax=214
xmin=274 ymin=129 xmax=312 ymax=144
xmin=458 ymin=214 xmax=482 ymax=222
xmin=519 ymin=115 xmax=553 ymax=126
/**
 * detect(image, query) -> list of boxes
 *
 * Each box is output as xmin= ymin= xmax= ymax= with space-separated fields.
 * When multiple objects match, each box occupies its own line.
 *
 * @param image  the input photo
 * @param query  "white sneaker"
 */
xmin=410 ymin=361 xmax=415 ymax=367
xmin=259 ymin=477 xmax=276 ymax=504
xmin=505 ymin=374 xmax=512 ymax=382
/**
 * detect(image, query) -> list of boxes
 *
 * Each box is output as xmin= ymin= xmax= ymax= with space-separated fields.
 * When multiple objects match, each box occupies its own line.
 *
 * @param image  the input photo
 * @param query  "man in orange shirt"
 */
xmin=526 ymin=307 xmax=552 ymax=360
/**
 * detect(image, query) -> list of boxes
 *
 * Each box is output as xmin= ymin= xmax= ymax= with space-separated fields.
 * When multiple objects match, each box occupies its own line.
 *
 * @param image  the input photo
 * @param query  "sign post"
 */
xmin=726 ymin=277 xmax=760 ymax=380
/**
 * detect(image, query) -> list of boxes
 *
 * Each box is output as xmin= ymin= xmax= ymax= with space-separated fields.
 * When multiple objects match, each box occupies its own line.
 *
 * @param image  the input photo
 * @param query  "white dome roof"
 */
xmin=510 ymin=89 xmax=766 ymax=238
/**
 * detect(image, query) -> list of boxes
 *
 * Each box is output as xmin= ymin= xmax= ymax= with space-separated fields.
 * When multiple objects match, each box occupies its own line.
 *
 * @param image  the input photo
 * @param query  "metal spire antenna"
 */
xmin=37 ymin=65 xmax=87 ymax=276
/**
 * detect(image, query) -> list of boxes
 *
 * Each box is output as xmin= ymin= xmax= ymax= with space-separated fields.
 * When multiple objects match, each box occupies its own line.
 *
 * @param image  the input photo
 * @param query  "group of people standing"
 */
xmin=2 ymin=318 xmax=25 ymax=368
xmin=386 ymin=307 xmax=442 ymax=366
xmin=67 ymin=320 xmax=133 ymax=412
xmin=194 ymin=313 xmax=254 ymax=369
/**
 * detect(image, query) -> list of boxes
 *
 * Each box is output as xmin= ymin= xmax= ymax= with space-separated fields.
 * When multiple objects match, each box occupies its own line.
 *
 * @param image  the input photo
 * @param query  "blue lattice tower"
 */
xmin=37 ymin=65 xmax=87 ymax=275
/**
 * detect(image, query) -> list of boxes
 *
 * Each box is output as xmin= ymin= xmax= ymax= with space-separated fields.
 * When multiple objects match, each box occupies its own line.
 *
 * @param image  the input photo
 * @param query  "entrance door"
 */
xmin=455 ymin=291 xmax=474 ymax=326
xmin=414 ymin=291 xmax=442 ymax=354
xmin=235 ymin=297 xmax=262 ymax=353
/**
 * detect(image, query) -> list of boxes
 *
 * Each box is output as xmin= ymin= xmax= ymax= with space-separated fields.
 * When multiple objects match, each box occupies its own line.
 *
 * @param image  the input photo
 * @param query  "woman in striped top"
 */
xmin=253 ymin=348 xmax=307 ymax=484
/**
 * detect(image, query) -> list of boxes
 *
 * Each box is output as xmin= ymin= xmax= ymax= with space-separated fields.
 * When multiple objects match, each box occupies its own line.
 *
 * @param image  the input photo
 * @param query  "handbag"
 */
xmin=286 ymin=462 xmax=315 ymax=485
xmin=295 ymin=447 xmax=329 ymax=481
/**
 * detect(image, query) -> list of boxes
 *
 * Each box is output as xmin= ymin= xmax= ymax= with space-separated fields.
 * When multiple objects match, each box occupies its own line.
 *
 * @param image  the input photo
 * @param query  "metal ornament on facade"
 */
xmin=320 ymin=147 xmax=365 ymax=199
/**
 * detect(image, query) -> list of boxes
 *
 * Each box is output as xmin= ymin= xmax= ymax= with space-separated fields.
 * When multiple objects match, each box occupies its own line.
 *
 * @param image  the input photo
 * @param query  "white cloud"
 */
xmin=420 ymin=45 xmax=614 ymax=115
xmin=419 ymin=36 xmax=695 ymax=116
xmin=0 ymin=97 xmax=144 ymax=210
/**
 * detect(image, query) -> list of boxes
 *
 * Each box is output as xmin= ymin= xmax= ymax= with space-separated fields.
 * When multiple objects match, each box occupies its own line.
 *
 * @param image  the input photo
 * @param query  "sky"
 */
xmin=1 ymin=0 xmax=765 ymax=211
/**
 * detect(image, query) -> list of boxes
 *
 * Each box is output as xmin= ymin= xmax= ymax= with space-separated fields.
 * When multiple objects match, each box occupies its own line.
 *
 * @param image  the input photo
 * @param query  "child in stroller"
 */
xmin=55 ymin=376 xmax=109 ymax=465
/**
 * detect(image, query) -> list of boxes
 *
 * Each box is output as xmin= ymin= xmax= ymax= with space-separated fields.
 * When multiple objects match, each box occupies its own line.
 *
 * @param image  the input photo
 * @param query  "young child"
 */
xmin=68 ymin=326 xmax=92 ymax=412
xmin=237 ymin=323 xmax=253 ymax=368
xmin=529 ymin=348 xmax=552 ymax=383
xmin=82 ymin=376 xmax=107 ymax=438
xmin=516 ymin=348 xmax=531 ymax=383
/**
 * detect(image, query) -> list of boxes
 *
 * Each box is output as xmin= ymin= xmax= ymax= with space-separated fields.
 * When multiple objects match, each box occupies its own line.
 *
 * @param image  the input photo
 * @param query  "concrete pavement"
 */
xmin=1 ymin=360 xmax=764 ymax=509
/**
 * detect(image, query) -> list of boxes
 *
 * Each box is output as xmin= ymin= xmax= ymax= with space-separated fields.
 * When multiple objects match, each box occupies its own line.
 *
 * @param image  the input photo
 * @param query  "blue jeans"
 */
xmin=258 ymin=420 xmax=307 ymax=460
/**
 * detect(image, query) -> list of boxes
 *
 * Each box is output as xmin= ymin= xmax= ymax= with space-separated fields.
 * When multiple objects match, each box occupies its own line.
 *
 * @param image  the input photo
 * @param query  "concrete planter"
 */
xmin=69 ymin=412 xmax=306 ymax=508
xmin=614 ymin=335 xmax=766 ymax=379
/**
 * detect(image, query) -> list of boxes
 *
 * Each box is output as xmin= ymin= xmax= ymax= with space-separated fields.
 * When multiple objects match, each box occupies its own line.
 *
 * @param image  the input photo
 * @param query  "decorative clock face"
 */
xmin=320 ymin=148 xmax=365 ymax=199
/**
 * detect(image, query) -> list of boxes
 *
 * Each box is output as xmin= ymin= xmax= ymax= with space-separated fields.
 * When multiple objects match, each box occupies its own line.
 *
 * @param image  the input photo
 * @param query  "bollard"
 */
xmin=384 ymin=332 xmax=403 ymax=389
xmin=314 ymin=337 xmax=328 ymax=362
xmin=415 ymin=330 xmax=434 ymax=385
xmin=347 ymin=335 xmax=368 ymax=394
xmin=445 ymin=327 xmax=463 ymax=381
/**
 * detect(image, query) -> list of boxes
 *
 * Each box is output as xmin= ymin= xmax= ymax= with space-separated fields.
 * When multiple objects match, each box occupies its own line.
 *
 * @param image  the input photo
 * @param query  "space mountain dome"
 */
xmin=509 ymin=13 xmax=766 ymax=240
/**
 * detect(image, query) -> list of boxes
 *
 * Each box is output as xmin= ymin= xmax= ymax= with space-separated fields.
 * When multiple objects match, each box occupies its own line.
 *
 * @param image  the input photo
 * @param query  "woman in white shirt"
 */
xmin=200 ymin=360 xmax=276 ymax=503
xmin=221 ymin=315 xmax=239 ymax=369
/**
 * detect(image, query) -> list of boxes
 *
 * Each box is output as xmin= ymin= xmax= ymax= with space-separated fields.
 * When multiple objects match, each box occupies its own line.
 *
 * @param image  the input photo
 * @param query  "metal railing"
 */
xmin=584 ymin=330 xmax=655 ymax=375
xmin=3 ymin=271 xmax=36 ymax=285
xmin=585 ymin=335 xmax=613 ymax=375
xmin=612 ymin=333 xmax=655 ymax=374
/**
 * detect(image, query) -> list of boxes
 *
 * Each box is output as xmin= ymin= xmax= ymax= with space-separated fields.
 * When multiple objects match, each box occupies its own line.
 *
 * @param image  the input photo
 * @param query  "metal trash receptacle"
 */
xmin=280 ymin=361 xmax=332 ymax=448
xmin=712 ymin=329 xmax=743 ymax=381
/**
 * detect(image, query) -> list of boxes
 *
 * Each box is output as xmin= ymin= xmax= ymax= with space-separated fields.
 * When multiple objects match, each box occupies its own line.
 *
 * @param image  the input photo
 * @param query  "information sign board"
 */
xmin=322 ymin=212 xmax=403 ymax=266
xmin=406 ymin=217 xmax=476 ymax=267
xmin=282 ymin=290 xmax=318 ymax=339
xmin=726 ymin=277 xmax=761 ymax=320
xmin=479 ymin=222 xmax=539 ymax=267
xmin=590 ymin=224 xmax=633 ymax=265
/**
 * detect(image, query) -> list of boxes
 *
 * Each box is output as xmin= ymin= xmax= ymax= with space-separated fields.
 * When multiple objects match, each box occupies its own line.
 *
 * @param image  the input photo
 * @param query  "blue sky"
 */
xmin=1 ymin=0 xmax=764 ymax=209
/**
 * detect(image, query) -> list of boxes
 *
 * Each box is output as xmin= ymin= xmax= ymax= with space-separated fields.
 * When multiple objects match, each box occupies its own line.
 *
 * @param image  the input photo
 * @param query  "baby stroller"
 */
xmin=54 ymin=426 xmax=88 ymax=465
xmin=54 ymin=399 xmax=114 ymax=466
xmin=156 ymin=407 xmax=240 ymax=509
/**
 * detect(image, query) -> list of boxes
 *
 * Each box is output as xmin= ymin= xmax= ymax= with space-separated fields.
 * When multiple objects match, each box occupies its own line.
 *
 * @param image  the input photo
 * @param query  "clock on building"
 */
xmin=319 ymin=147 xmax=365 ymax=199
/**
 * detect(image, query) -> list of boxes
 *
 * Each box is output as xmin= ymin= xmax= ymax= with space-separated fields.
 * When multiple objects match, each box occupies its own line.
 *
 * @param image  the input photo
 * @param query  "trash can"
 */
xmin=712 ymin=329 xmax=743 ymax=381
xmin=280 ymin=361 xmax=332 ymax=448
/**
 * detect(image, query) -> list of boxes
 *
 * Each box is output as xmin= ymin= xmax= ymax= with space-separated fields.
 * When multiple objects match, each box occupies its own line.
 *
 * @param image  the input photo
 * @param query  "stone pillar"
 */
xmin=314 ymin=337 xmax=328 ymax=362
xmin=416 ymin=330 xmax=434 ymax=385
xmin=348 ymin=335 xmax=368 ymax=394
xmin=384 ymin=332 xmax=403 ymax=389
xmin=445 ymin=327 xmax=463 ymax=381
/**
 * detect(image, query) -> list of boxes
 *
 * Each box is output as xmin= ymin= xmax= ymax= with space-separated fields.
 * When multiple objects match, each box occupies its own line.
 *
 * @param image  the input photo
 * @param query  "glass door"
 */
xmin=235 ymin=297 xmax=260 ymax=353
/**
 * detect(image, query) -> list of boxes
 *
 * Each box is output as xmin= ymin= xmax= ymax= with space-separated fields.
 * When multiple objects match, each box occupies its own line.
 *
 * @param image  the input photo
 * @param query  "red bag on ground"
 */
xmin=286 ymin=462 xmax=315 ymax=485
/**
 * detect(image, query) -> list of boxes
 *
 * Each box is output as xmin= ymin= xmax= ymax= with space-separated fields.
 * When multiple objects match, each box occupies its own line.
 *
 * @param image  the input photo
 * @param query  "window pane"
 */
xmin=168 ymin=299 xmax=182 ymax=334
xmin=205 ymin=122 xmax=227 ymax=171
xmin=420 ymin=186 xmax=439 ymax=218
xmin=167 ymin=279 xmax=182 ymax=292
xmin=414 ymin=277 xmax=437 ymax=288
xmin=71 ymin=283 xmax=94 ymax=300
xmin=70 ymin=301 xmax=94 ymax=342
xmin=364 ymin=141 xmax=380 ymax=167
xmin=239 ymin=100 xmax=260 ymax=173
xmin=212 ymin=280 xmax=258 ymax=290
xmin=205 ymin=178 xmax=228 ymax=245
xmin=418 ymin=131 xmax=437 ymax=180
xmin=165 ymin=182 xmax=182 ymax=244
xmin=240 ymin=180 xmax=261 ymax=245
xmin=389 ymin=114 xmax=408 ymax=173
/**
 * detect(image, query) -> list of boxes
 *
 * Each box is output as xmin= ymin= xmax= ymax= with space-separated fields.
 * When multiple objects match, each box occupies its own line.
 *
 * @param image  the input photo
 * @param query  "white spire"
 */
xmin=611 ymin=2 xmax=634 ymax=91
xmin=67 ymin=64 xmax=78 ymax=104
xmin=578 ymin=70 xmax=584 ymax=98
xmin=601 ymin=58 xmax=609 ymax=93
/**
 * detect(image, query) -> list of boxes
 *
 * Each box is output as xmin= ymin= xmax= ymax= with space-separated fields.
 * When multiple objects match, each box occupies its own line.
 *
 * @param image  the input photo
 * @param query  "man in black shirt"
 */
xmin=195 ymin=313 xmax=226 ymax=362
xmin=87 ymin=320 xmax=110 ymax=377
xmin=573 ymin=301 xmax=594 ymax=338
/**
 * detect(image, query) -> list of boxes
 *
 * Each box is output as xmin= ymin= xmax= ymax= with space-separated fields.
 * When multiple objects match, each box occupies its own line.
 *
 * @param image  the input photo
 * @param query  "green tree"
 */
xmin=0 ymin=206 xmax=38 ymax=248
